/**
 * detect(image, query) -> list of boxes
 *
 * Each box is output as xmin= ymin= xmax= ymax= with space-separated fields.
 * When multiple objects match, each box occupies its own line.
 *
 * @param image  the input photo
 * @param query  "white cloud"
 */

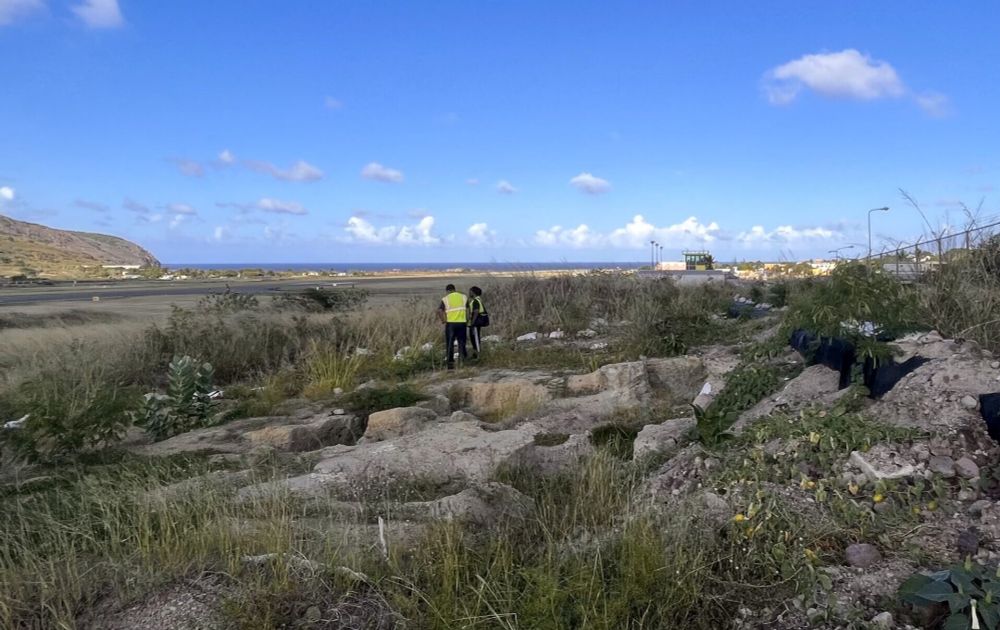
xmin=72 ymin=0 xmax=123 ymax=28
xmin=123 ymin=198 xmax=149 ymax=213
xmin=534 ymin=215 xmax=720 ymax=249
xmin=256 ymin=197 xmax=307 ymax=215
xmin=569 ymin=172 xmax=611 ymax=195
xmin=0 ymin=0 xmax=44 ymax=26
xmin=217 ymin=149 xmax=236 ymax=165
xmin=0 ymin=186 xmax=14 ymax=201
xmin=74 ymin=198 xmax=110 ymax=213
xmin=166 ymin=203 xmax=197 ymax=215
xmin=324 ymin=96 xmax=343 ymax=109
xmin=736 ymin=224 xmax=837 ymax=244
xmin=212 ymin=226 xmax=228 ymax=242
xmin=342 ymin=215 xmax=441 ymax=246
xmin=169 ymin=214 xmax=186 ymax=230
xmin=466 ymin=178 xmax=480 ymax=186
xmin=497 ymin=180 xmax=517 ymax=195
xmin=534 ymin=224 xmax=601 ymax=248
xmin=247 ymin=159 xmax=324 ymax=182
xmin=764 ymin=49 xmax=905 ymax=104
xmin=361 ymin=162 xmax=404 ymax=183
xmin=915 ymin=91 xmax=951 ymax=117
xmin=172 ymin=158 xmax=205 ymax=177
xmin=467 ymin=222 xmax=498 ymax=245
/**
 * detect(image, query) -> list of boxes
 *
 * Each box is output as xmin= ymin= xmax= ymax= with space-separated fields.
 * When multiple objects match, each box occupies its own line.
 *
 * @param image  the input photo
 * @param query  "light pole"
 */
xmin=650 ymin=241 xmax=655 ymax=269
xmin=828 ymin=245 xmax=855 ymax=261
xmin=658 ymin=245 xmax=663 ymax=266
xmin=867 ymin=207 xmax=889 ymax=258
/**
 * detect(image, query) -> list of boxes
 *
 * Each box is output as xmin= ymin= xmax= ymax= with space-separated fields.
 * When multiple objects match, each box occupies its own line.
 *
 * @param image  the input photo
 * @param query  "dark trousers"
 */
xmin=445 ymin=323 xmax=467 ymax=366
xmin=469 ymin=326 xmax=482 ymax=357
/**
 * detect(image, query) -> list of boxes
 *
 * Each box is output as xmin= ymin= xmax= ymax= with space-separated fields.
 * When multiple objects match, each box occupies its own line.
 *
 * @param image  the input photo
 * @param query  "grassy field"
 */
xmin=2 ymin=251 xmax=1000 ymax=628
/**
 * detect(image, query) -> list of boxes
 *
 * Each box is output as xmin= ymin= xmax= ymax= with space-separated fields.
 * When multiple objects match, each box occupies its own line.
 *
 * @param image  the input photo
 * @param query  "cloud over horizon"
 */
xmin=342 ymin=214 xmax=441 ymax=245
xmin=496 ymin=180 xmax=517 ymax=195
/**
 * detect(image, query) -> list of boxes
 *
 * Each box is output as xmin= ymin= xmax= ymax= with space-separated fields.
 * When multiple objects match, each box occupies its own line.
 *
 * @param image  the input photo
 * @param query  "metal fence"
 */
xmin=864 ymin=219 xmax=1000 ymax=282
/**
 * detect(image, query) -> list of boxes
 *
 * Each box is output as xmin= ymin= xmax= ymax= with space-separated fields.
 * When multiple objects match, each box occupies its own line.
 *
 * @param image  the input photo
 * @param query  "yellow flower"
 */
xmin=927 ymin=500 xmax=938 ymax=511
xmin=733 ymin=514 xmax=746 ymax=523
xmin=873 ymin=493 xmax=885 ymax=503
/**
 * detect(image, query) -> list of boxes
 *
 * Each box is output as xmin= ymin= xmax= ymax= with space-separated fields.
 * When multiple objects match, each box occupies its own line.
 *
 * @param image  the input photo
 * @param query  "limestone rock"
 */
xmin=633 ymin=417 xmax=695 ymax=460
xmin=870 ymin=611 xmax=893 ymax=628
xmin=644 ymin=356 xmax=708 ymax=403
xmin=955 ymin=456 xmax=980 ymax=480
xmin=508 ymin=433 xmax=595 ymax=476
xmin=416 ymin=394 xmax=452 ymax=416
xmin=237 ymin=421 xmax=539 ymax=502
xmin=365 ymin=406 xmax=438 ymax=441
xmin=577 ymin=329 xmax=598 ymax=338
xmin=845 ymin=543 xmax=882 ymax=568
xmin=928 ymin=455 xmax=956 ymax=478
xmin=516 ymin=332 xmax=539 ymax=342
xmin=548 ymin=330 xmax=565 ymax=339
xmin=397 ymin=482 xmax=535 ymax=526
xmin=961 ymin=395 xmax=980 ymax=410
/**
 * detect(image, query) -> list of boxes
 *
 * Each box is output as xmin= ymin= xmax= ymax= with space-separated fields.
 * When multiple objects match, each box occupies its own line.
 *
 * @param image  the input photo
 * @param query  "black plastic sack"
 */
xmin=789 ymin=329 xmax=856 ymax=390
xmin=862 ymin=356 xmax=930 ymax=398
xmin=981 ymin=393 xmax=1000 ymax=443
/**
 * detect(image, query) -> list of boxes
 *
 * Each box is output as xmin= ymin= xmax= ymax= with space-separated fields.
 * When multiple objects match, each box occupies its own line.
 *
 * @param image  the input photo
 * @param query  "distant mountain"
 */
xmin=0 ymin=214 xmax=159 ymax=277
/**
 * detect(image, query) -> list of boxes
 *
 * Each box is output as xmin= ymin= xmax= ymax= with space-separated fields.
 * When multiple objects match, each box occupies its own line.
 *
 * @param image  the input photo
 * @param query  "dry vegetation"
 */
xmin=1 ymin=249 xmax=999 ymax=628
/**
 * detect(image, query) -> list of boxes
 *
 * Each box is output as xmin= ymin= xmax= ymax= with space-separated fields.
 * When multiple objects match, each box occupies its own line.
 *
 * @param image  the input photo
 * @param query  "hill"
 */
xmin=0 ymin=214 xmax=159 ymax=278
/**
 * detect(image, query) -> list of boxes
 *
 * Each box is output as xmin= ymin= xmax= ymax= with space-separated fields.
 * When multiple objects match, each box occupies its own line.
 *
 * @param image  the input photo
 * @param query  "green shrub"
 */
xmin=274 ymin=287 xmax=368 ymax=312
xmin=197 ymin=290 xmax=259 ymax=314
xmin=786 ymin=262 xmax=922 ymax=362
xmin=134 ymin=356 xmax=218 ymax=441
xmin=693 ymin=364 xmax=784 ymax=447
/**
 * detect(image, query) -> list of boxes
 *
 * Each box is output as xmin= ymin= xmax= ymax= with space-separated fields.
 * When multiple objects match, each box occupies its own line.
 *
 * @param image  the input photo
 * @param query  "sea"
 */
xmin=165 ymin=262 xmax=645 ymax=273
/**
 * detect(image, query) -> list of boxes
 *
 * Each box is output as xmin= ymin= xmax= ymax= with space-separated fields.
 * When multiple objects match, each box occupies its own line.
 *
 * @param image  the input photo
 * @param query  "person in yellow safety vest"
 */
xmin=467 ymin=286 xmax=487 ymax=360
xmin=437 ymin=283 xmax=468 ymax=369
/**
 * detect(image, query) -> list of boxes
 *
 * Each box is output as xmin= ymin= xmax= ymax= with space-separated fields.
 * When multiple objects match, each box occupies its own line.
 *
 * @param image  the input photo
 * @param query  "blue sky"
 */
xmin=1 ymin=1 xmax=998 ymax=264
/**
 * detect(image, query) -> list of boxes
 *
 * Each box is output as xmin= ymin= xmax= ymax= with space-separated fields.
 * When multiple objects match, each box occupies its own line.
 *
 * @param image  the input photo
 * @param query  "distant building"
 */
xmin=102 ymin=264 xmax=142 ymax=269
xmin=682 ymin=250 xmax=714 ymax=270
xmin=655 ymin=261 xmax=687 ymax=271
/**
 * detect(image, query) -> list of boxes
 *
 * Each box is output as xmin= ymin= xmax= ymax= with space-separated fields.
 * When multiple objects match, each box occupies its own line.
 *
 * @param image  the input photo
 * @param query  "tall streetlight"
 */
xmin=828 ymin=245 xmax=855 ymax=260
xmin=658 ymin=245 xmax=663 ymax=266
xmin=650 ymin=240 xmax=656 ymax=269
xmin=868 ymin=207 xmax=890 ymax=258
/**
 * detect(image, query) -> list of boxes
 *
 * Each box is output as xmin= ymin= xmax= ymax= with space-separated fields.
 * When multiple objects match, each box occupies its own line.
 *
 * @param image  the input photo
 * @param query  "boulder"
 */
xmin=845 ymin=543 xmax=882 ymax=568
xmin=397 ymin=482 xmax=535 ymax=526
xmin=237 ymin=421 xmax=539 ymax=502
xmin=955 ymin=456 xmax=980 ymax=480
xmin=138 ymin=413 xmax=363 ymax=457
xmin=633 ymin=417 xmax=695 ymax=460
xmin=645 ymin=356 xmax=708 ymax=403
xmin=548 ymin=330 xmax=565 ymax=339
xmin=928 ymin=455 xmax=956 ymax=478
xmin=440 ymin=372 xmax=553 ymax=418
xmin=849 ymin=449 xmax=917 ymax=483
xmin=508 ymin=433 xmax=595 ymax=476
xmin=415 ymin=394 xmax=452 ymax=416
xmin=577 ymin=329 xmax=598 ymax=339
xmin=565 ymin=361 xmax=650 ymax=400
xmin=365 ymin=407 xmax=438 ymax=441
xmin=731 ymin=365 xmax=846 ymax=433
xmin=516 ymin=332 xmax=539 ymax=342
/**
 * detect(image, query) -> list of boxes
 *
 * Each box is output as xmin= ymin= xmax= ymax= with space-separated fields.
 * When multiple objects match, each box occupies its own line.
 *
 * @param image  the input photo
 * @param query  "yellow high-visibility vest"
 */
xmin=443 ymin=292 xmax=468 ymax=323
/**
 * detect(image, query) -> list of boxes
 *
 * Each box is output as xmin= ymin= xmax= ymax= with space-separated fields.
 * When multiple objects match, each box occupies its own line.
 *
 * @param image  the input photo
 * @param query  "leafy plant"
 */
xmin=692 ymin=364 xmax=784 ymax=447
xmin=135 ymin=355 xmax=218 ymax=441
xmin=343 ymin=384 xmax=425 ymax=419
xmin=899 ymin=558 xmax=1000 ymax=629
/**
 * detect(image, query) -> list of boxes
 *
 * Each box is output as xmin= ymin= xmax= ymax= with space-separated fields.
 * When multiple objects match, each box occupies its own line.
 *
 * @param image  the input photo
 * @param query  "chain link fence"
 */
xmin=864 ymin=219 xmax=1000 ymax=282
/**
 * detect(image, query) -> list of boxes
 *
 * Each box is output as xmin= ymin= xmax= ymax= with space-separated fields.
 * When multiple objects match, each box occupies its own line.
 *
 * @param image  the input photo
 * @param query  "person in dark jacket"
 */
xmin=467 ymin=286 xmax=487 ymax=359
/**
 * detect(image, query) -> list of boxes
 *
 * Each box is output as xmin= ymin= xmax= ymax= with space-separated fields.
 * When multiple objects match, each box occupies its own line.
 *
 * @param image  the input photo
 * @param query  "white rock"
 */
xmin=850 ymin=450 xmax=916 ymax=482
xmin=333 ymin=387 xmax=344 ymax=396
xmin=517 ymin=332 xmax=539 ymax=342
xmin=333 ymin=408 xmax=346 ymax=416
xmin=633 ymin=418 xmax=696 ymax=460
xmin=577 ymin=329 xmax=598 ymax=338
xmin=393 ymin=346 xmax=412 ymax=361
xmin=548 ymin=330 xmax=565 ymax=339
xmin=421 ymin=342 xmax=435 ymax=352
xmin=589 ymin=342 xmax=609 ymax=350
xmin=870 ymin=611 xmax=893 ymax=628
xmin=992 ymin=361 xmax=1000 ymax=369
xmin=3 ymin=414 xmax=29 ymax=430
xmin=483 ymin=335 xmax=502 ymax=343
xmin=961 ymin=395 xmax=979 ymax=410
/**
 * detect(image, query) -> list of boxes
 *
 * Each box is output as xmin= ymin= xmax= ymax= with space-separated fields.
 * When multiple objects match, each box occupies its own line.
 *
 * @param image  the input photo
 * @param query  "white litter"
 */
xmin=3 ymin=414 xmax=29 ymax=430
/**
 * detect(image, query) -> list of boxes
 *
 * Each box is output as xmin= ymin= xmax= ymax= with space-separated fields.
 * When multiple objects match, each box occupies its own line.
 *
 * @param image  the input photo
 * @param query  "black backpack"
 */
xmin=472 ymin=296 xmax=490 ymax=327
